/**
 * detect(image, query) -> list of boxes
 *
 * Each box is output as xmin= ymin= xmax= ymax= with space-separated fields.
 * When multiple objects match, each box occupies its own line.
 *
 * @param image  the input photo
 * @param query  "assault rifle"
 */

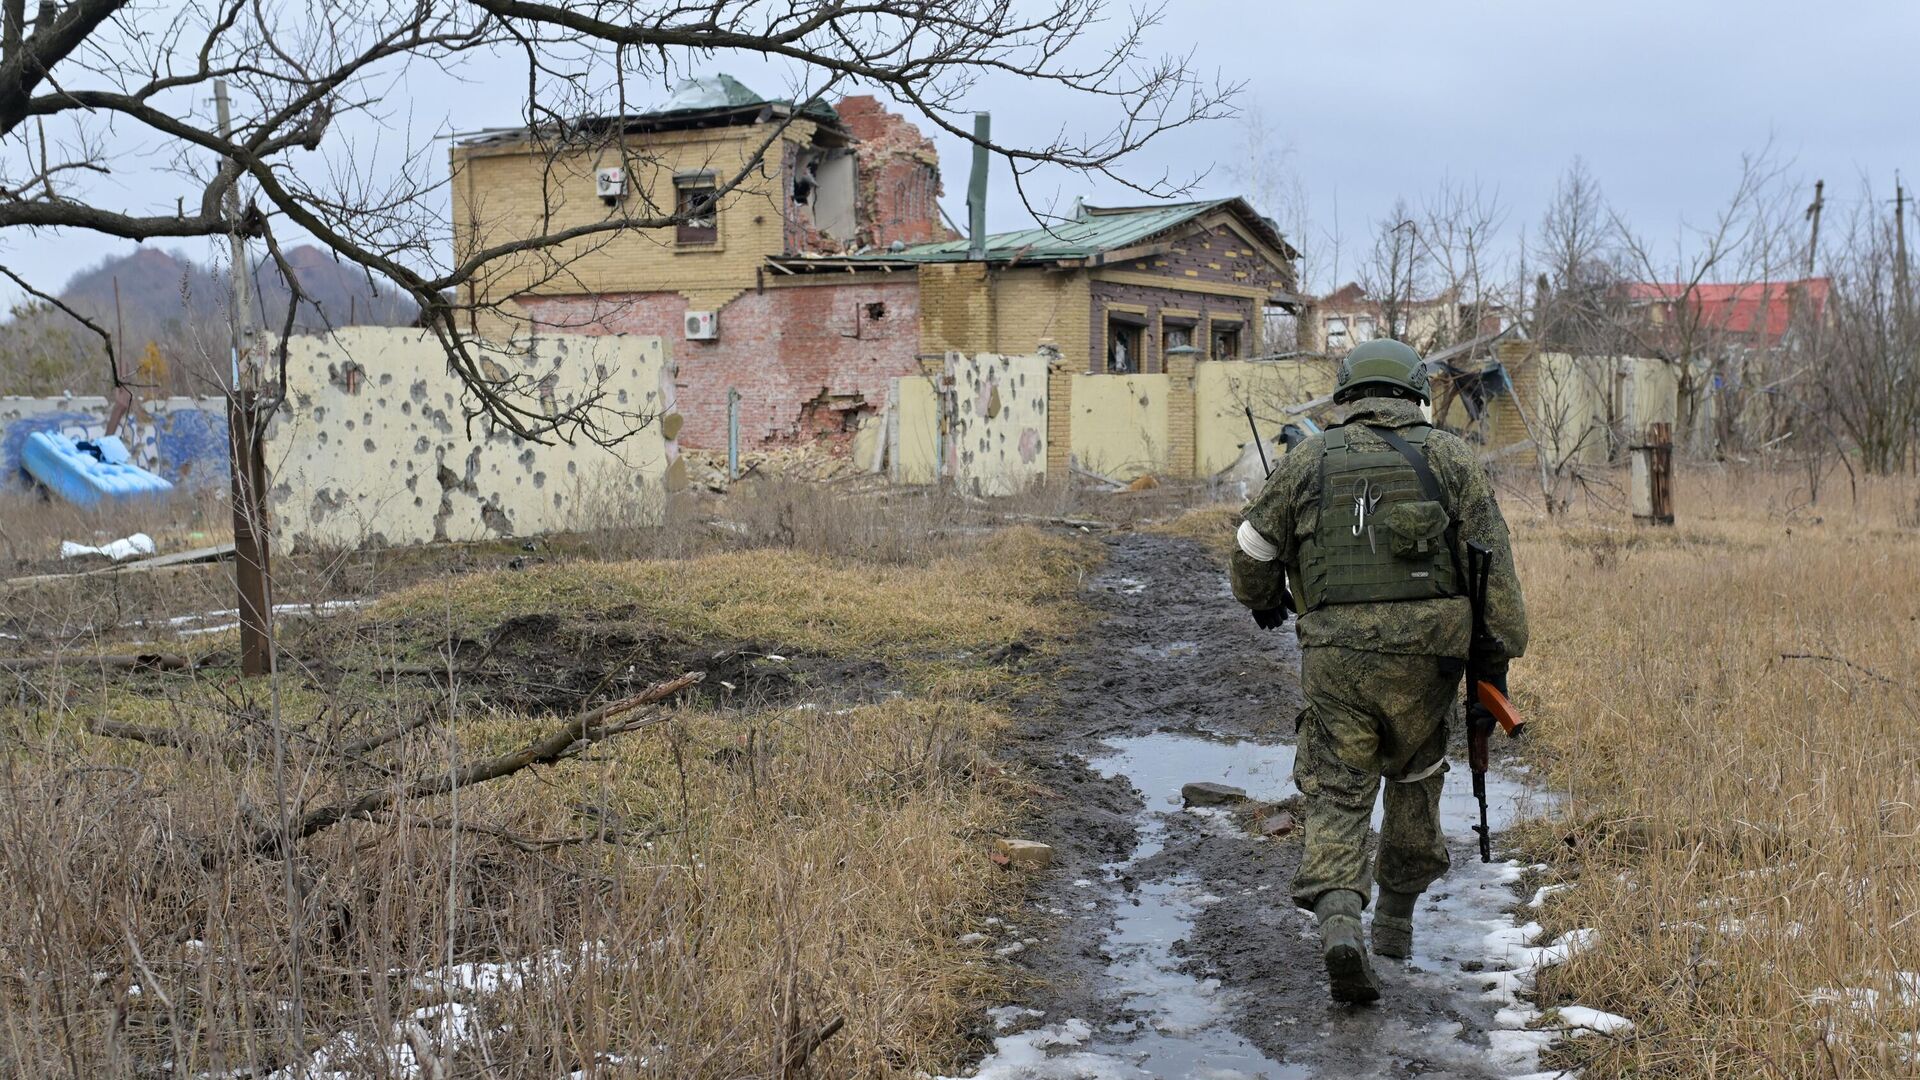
xmin=1464 ymin=541 xmax=1525 ymax=862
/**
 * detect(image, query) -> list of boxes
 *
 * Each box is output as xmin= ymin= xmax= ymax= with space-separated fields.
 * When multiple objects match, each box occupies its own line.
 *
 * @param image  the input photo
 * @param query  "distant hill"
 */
xmin=55 ymin=244 xmax=419 ymax=341
xmin=0 ymin=245 xmax=419 ymax=396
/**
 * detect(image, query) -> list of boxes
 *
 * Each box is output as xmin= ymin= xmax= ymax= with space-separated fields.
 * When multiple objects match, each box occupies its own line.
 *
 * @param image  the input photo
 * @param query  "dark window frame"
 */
xmin=675 ymin=175 xmax=719 ymax=246
xmin=1211 ymin=318 xmax=1244 ymax=361
xmin=1106 ymin=313 xmax=1146 ymax=374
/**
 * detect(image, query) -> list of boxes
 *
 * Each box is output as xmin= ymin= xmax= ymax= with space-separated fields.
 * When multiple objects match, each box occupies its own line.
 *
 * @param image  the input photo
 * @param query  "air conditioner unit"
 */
xmin=684 ymin=310 xmax=718 ymax=340
xmin=595 ymin=166 xmax=627 ymax=204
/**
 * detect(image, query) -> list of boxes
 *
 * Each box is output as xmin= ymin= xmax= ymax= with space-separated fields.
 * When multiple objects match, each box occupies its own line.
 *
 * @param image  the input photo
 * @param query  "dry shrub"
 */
xmin=0 ymin=529 xmax=1089 ymax=1077
xmin=1509 ymin=466 xmax=1920 ymax=1078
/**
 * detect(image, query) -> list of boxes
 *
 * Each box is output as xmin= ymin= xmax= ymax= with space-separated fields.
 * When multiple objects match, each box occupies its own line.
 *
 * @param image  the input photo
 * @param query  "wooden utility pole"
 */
xmin=1895 ymin=175 xmax=1910 ymax=306
xmin=216 ymin=79 xmax=274 ymax=676
xmin=1804 ymin=179 xmax=1824 ymax=280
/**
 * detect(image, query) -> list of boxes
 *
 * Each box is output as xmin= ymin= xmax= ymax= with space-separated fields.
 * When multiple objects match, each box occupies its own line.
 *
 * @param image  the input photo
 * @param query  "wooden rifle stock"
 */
xmin=1474 ymin=680 xmax=1525 ymax=737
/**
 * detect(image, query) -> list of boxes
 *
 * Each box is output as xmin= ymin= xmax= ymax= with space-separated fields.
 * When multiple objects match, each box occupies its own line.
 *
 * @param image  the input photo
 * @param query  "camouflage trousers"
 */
xmin=1290 ymin=645 xmax=1460 ymax=909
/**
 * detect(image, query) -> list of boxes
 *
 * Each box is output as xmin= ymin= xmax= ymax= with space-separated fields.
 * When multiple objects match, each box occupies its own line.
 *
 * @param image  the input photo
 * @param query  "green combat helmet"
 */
xmin=1335 ymin=339 xmax=1430 ymax=403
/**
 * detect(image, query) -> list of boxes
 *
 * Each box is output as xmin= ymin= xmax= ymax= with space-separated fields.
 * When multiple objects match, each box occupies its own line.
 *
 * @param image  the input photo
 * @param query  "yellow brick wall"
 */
xmin=916 ymin=263 xmax=993 ymax=354
xmin=451 ymin=124 xmax=806 ymax=325
xmin=1164 ymin=351 xmax=1197 ymax=478
xmin=991 ymin=268 xmax=1091 ymax=358
xmin=916 ymin=265 xmax=1091 ymax=359
xmin=1046 ymin=360 xmax=1074 ymax=475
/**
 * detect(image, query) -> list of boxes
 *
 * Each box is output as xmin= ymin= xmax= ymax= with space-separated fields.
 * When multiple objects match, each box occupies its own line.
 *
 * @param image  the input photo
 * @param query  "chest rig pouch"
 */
xmin=1299 ymin=423 xmax=1458 ymax=609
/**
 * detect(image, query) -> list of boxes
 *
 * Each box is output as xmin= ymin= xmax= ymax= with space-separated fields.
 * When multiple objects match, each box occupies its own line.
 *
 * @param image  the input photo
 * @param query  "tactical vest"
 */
xmin=1298 ymin=424 xmax=1458 ymax=609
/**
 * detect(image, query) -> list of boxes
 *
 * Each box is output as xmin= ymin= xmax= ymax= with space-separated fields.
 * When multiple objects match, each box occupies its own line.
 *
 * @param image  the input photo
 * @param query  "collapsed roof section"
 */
xmin=458 ymin=75 xmax=849 ymax=150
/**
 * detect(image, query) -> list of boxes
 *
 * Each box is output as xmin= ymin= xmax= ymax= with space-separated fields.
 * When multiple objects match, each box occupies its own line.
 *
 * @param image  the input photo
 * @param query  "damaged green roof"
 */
xmin=880 ymin=198 xmax=1296 ymax=264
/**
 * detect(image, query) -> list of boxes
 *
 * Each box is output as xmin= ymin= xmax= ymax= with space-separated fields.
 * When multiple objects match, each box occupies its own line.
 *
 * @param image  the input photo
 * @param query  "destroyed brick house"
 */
xmin=451 ymin=76 xmax=1304 ymax=452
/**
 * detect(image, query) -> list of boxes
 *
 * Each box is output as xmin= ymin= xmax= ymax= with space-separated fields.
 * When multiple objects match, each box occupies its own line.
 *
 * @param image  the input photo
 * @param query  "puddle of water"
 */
xmin=955 ymin=730 xmax=1560 ymax=1080
xmin=974 ymin=735 xmax=1314 ymax=1079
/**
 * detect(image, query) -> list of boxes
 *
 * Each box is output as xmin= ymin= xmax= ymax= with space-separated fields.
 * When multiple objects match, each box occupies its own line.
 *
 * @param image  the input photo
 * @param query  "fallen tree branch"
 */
xmin=783 ymin=1015 xmax=845 ymax=1077
xmin=1 ymin=652 xmax=197 ymax=672
xmin=1778 ymin=653 xmax=1896 ymax=686
xmin=86 ymin=718 xmax=222 ymax=753
xmin=256 ymin=671 xmax=704 ymax=856
xmin=339 ymin=710 xmax=438 ymax=758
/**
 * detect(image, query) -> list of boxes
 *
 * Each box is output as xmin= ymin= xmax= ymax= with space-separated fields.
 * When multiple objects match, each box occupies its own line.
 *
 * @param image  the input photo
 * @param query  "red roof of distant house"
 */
xmin=1624 ymin=277 xmax=1830 ymax=340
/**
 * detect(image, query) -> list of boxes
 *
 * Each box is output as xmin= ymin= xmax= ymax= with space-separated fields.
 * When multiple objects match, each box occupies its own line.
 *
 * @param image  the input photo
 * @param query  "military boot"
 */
xmin=1313 ymin=889 xmax=1380 ymax=1004
xmin=1372 ymin=888 xmax=1418 ymax=960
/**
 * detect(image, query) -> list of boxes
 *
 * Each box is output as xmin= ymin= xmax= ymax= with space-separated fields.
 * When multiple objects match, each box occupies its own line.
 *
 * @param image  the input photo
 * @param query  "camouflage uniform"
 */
xmin=1232 ymin=396 xmax=1528 ymax=910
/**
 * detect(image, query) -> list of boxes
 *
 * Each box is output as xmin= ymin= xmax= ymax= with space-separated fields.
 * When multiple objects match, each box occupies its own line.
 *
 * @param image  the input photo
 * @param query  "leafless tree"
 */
xmin=1354 ymin=198 xmax=1423 ymax=345
xmin=1812 ymin=193 xmax=1919 ymax=475
xmin=1525 ymin=157 xmax=1625 ymax=355
xmin=1 ymin=0 xmax=1233 ymax=442
xmin=1610 ymin=147 xmax=1801 ymax=456
xmin=1416 ymin=179 xmax=1507 ymax=349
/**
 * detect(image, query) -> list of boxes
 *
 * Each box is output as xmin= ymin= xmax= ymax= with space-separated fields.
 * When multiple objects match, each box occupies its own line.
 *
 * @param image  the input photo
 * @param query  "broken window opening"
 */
xmin=675 ymin=173 xmax=718 ymax=246
xmin=1325 ymin=316 xmax=1350 ymax=351
xmin=865 ymin=302 xmax=887 ymax=321
xmin=1211 ymin=320 xmax=1243 ymax=361
xmin=1162 ymin=321 xmax=1194 ymax=356
xmin=1107 ymin=315 xmax=1145 ymax=374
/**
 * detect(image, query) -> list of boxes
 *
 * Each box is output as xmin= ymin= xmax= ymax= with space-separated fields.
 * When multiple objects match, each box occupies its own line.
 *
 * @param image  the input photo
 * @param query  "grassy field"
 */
xmin=0 ymin=498 xmax=1093 ymax=1078
xmin=1505 ymin=468 xmax=1920 ymax=1077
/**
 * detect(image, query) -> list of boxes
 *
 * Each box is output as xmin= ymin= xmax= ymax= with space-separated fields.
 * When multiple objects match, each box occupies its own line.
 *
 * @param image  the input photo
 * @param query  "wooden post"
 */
xmin=218 ymin=79 xmax=274 ymax=675
xmin=227 ymin=390 xmax=274 ymax=674
xmin=1630 ymin=421 xmax=1675 ymax=526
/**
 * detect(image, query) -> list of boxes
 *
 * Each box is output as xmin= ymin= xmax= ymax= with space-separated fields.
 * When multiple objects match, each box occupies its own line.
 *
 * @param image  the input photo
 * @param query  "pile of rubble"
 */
xmin=680 ymin=445 xmax=877 ymax=491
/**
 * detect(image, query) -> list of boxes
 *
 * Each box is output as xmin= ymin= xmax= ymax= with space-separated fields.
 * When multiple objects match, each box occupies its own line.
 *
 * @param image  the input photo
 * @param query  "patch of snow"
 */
xmin=1552 ymin=1005 xmax=1633 ymax=1035
xmin=1527 ymin=883 xmax=1573 ymax=908
xmin=62 ymin=533 xmax=155 ymax=561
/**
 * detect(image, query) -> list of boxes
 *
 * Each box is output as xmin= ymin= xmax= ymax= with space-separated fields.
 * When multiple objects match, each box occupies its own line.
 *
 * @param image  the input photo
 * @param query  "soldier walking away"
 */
xmin=1228 ymin=340 xmax=1528 ymax=1004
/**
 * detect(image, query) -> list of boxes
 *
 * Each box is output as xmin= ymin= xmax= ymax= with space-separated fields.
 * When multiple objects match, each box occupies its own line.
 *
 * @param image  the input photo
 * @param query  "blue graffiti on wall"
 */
xmin=2 ymin=404 xmax=230 ymax=491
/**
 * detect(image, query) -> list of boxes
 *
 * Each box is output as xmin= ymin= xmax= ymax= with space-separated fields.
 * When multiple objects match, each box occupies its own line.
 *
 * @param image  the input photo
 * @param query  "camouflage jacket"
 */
xmin=1230 ymin=398 xmax=1528 ymax=661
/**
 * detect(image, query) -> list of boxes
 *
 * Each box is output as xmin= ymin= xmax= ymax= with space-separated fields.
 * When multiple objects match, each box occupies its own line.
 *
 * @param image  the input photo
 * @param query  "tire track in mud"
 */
xmin=968 ymin=532 xmax=1545 ymax=1080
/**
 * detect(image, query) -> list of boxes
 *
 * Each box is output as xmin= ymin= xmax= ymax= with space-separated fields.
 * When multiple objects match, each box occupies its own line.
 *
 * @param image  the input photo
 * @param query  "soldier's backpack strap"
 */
xmin=1366 ymin=425 xmax=1444 ymax=509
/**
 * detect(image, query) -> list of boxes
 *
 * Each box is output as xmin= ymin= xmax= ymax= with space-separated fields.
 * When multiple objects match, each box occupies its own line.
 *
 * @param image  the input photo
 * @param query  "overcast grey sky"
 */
xmin=7 ymin=0 xmax=1915 ymax=300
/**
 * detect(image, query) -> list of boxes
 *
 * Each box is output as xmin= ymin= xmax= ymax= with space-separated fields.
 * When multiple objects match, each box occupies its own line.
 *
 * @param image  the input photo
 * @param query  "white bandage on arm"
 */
xmin=1236 ymin=519 xmax=1278 ymax=562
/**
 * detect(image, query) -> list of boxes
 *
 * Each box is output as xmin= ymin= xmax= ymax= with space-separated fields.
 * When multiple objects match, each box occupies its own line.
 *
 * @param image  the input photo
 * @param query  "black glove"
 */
xmin=1476 ymin=660 xmax=1510 ymax=701
xmin=1252 ymin=608 xmax=1287 ymax=630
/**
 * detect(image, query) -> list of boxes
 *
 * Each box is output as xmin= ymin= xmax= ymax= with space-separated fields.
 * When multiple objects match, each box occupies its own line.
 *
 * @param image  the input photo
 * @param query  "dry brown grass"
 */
xmin=0 ymin=487 xmax=228 ymax=569
xmin=0 ymin=509 xmax=1091 ymax=1077
xmin=1503 ymin=467 xmax=1920 ymax=1078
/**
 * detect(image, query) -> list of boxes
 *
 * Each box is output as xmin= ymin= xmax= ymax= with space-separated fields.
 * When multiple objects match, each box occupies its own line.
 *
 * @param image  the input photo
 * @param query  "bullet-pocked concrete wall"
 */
xmin=948 ymin=353 xmax=1048 ymax=497
xmin=2 ymin=395 xmax=229 ymax=489
xmin=265 ymin=328 xmax=676 ymax=549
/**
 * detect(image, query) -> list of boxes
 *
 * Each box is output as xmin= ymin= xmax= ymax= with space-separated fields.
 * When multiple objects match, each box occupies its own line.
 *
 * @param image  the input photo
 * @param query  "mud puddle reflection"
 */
xmin=957 ymin=730 xmax=1548 ymax=1079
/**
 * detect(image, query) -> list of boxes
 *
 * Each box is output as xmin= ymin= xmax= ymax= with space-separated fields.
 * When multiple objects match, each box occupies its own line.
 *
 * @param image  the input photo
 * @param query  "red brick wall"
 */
xmin=836 ymin=95 xmax=952 ymax=249
xmin=516 ymin=277 xmax=921 ymax=450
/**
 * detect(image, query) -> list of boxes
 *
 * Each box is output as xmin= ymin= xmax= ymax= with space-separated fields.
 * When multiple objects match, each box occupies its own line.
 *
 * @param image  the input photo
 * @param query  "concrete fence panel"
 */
xmin=948 ymin=353 xmax=1048 ymax=496
xmin=889 ymin=374 xmax=941 ymax=485
xmin=1068 ymin=373 xmax=1170 ymax=482
xmin=1192 ymin=359 xmax=1337 ymax=476
xmin=264 ymin=328 xmax=676 ymax=549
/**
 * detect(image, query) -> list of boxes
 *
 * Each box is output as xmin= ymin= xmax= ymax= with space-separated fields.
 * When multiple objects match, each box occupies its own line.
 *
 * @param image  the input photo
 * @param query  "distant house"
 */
xmin=452 ymin=76 xmax=1304 ymax=451
xmin=790 ymin=197 xmax=1304 ymax=373
xmin=1304 ymin=282 xmax=1507 ymax=358
xmin=1622 ymin=278 xmax=1830 ymax=351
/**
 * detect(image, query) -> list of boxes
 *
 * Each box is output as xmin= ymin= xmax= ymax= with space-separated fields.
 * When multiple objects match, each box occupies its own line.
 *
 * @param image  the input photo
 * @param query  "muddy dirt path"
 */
xmin=960 ymin=533 xmax=1548 ymax=1080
